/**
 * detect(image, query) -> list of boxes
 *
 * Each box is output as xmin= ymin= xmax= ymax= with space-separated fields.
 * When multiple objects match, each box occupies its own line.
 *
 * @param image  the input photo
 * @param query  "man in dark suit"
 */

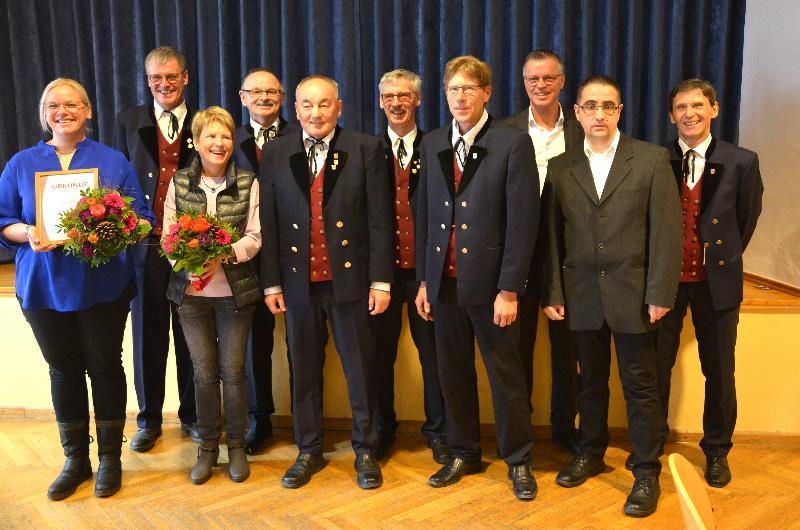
xmin=115 ymin=46 xmax=197 ymax=452
xmin=654 ymin=79 xmax=763 ymax=487
xmin=415 ymin=56 xmax=539 ymax=501
xmin=372 ymin=69 xmax=448 ymax=464
xmin=260 ymin=75 xmax=394 ymax=490
xmin=504 ymin=49 xmax=582 ymax=455
xmin=233 ymin=68 xmax=299 ymax=454
xmin=542 ymin=75 xmax=682 ymax=517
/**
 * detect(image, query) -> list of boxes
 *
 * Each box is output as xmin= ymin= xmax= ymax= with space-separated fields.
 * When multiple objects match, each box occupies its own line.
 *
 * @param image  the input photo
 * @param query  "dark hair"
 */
xmin=523 ymin=49 xmax=564 ymax=73
xmin=443 ymin=55 xmax=492 ymax=88
xmin=576 ymin=75 xmax=622 ymax=103
xmin=668 ymin=79 xmax=717 ymax=110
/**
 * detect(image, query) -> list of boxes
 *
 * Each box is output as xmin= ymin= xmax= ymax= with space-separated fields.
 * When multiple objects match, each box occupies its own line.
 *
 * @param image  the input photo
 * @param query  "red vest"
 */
xmin=393 ymin=156 xmax=415 ymax=269
xmin=255 ymin=143 xmax=262 ymax=165
xmin=309 ymin=166 xmax=332 ymax=282
xmin=153 ymin=126 xmax=181 ymax=234
xmin=679 ymin=178 xmax=706 ymax=282
xmin=444 ymin=152 xmax=463 ymax=278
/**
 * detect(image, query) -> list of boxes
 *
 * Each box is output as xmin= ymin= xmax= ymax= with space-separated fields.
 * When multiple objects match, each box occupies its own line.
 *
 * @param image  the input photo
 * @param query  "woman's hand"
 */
xmin=25 ymin=225 xmax=57 ymax=253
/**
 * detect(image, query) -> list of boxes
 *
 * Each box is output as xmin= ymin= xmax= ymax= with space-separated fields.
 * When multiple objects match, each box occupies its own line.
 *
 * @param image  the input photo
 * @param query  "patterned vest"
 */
xmin=680 ymin=178 xmax=706 ymax=282
xmin=309 ymin=166 xmax=332 ymax=282
xmin=393 ymin=156 xmax=415 ymax=269
xmin=153 ymin=126 xmax=181 ymax=234
xmin=444 ymin=152 xmax=463 ymax=278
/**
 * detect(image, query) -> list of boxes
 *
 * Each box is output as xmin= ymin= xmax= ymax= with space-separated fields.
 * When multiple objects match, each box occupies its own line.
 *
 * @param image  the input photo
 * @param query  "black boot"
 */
xmin=47 ymin=420 xmax=93 ymax=501
xmin=191 ymin=440 xmax=220 ymax=485
xmin=94 ymin=419 xmax=126 ymax=498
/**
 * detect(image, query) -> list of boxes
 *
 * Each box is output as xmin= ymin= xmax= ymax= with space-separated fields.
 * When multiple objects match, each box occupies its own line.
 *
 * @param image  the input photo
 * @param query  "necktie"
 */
xmin=165 ymin=110 xmax=179 ymax=141
xmin=683 ymin=149 xmax=696 ymax=183
xmin=306 ymin=137 xmax=325 ymax=179
xmin=265 ymin=125 xmax=278 ymax=142
xmin=256 ymin=127 xmax=267 ymax=148
xmin=397 ymin=138 xmax=408 ymax=168
xmin=454 ymin=137 xmax=467 ymax=168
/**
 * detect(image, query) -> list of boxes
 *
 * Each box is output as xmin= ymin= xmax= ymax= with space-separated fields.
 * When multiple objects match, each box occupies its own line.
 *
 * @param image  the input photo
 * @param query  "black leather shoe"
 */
xmin=508 ymin=464 xmax=537 ymax=501
xmin=282 ymin=453 xmax=327 ymax=489
xmin=552 ymin=429 xmax=580 ymax=456
xmin=181 ymin=423 xmax=201 ymax=443
xmin=428 ymin=457 xmax=482 ymax=488
xmin=130 ymin=427 xmax=161 ymax=453
xmin=705 ymin=455 xmax=731 ymax=488
xmin=354 ymin=454 xmax=383 ymax=489
xmin=428 ymin=437 xmax=451 ymax=465
xmin=556 ymin=453 xmax=605 ymax=488
xmin=625 ymin=452 xmax=636 ymax=471
xmin=244 ymin=420 xmax=273 ymax=455
xmin=623 ymin=476 xmax=661 ymax=517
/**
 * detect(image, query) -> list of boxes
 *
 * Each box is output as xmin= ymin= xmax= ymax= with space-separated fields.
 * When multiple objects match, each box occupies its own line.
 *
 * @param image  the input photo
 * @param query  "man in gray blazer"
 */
xmin=504 ymin=49 xmax=582 ymax=455
xmin=542 ymin=75 xmax=681 ymax=517
xmin=415 ymin=56 xmax=539 ymax=501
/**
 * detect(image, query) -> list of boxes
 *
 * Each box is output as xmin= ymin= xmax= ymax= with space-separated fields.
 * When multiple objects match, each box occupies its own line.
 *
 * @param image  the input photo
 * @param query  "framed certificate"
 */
xmin=35 ymin=169 xmax=98 ymax=245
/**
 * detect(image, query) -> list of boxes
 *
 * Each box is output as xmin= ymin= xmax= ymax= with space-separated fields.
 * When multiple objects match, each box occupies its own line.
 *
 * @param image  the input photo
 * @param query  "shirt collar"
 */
xmin=387 ymin=126 xmax=418 ymax=150
xmin=584 ymin=129 xmax=621 ymax=159
xmin=678 ymin=133 xmax=712 ymax=159
xmin=452 ymin=109 xmax=489 ymax=149
xmin=154 ymin=99 xmax=187 ymax=123
xmin=302 ymin=128 xmax=336 ymax=149
xmin=528 ymin=104 xmax=565 ymax=131
xmin=251 ymin=117 xmax=281 ymax=138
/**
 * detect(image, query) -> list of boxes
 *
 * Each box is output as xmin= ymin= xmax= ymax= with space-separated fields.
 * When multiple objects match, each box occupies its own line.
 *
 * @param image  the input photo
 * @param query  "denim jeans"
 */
xmin=176 ymin=295 xmax=255 ymax=443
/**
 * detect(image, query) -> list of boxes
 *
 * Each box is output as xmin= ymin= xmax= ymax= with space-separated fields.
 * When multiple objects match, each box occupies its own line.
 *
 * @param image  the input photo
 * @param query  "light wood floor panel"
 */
xmin=1 ymin=418 xmax=799 ymax=528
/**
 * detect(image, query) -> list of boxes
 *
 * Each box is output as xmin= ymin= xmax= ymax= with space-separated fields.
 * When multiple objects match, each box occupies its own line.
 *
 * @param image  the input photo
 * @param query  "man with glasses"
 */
xmin=541 ymin=75 xmax=681 ymax=517
xmin=115 ymin=46 xmax=198 ymax=452
xmin=415 ymin=56 xmax=538 ymax=501
xmin=234 ymin=68 xmax=298 ymax=455
xmin=505 ymin=49 xmax=582 ymax=455
xmin=372 ymin=69 xmax=448 ymax=464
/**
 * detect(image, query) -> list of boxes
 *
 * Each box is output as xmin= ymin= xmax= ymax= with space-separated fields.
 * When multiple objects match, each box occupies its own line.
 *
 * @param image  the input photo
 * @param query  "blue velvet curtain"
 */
xmin=0 ymin=0 xmax=746 ymax=168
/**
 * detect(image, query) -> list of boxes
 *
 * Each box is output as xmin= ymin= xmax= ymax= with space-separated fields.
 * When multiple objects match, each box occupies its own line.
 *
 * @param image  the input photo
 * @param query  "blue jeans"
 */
xmin=176 ymin=295 xmax=255 ymax=443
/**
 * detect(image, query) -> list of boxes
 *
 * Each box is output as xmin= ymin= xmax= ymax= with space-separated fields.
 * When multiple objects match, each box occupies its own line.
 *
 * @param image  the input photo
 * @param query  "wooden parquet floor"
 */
xmin=1 ymin=418 xmax=799 ymax=529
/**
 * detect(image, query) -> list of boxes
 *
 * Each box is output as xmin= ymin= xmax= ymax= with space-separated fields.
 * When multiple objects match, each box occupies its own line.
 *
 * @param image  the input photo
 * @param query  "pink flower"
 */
xmin=89 ymin=204 xmax=107 ymax=219
xmin=215 ymin=229 xmax=231 ymax=245
xmin=163 ymin=241 xmax=173 ymax=254
xmin=102 ymin=193 xmax=125 ymax=208
xmin=123 ymin=214 xmax=137 ymax=233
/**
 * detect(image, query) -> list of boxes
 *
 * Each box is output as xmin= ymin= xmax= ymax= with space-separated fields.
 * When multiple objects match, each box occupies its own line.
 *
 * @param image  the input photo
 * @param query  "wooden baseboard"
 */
xmin=4 ymin=408 xmax=799 ymax=445
xmin=744 ymin=271 xmax=800 ymax=298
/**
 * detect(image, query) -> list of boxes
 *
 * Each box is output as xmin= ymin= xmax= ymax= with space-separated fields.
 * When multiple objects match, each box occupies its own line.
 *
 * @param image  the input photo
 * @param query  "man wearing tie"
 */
xmin=234 ymin=68 xmax=299 ymax=454
xmin=504 ymin=49 xmax=582 ymax=455
xmin=372 ymin=69 xmax=449 ymax=464
xmin=115 ymin=46 xmax=197 ymax=452
xmin=542 ymin=75 xmax=682 ymax=517
xmin=415 ymin=56 xmax=539 ymax=501
xmin=260 ymin=76 xmax=394 ymax=490
xmin=653 ymin=79 xmax=763 ymax=488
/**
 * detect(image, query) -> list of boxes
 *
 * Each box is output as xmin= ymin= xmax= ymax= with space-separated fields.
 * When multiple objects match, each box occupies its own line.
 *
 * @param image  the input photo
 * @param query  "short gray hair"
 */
xmin=379 ymin=69 xmax=421 ymax=95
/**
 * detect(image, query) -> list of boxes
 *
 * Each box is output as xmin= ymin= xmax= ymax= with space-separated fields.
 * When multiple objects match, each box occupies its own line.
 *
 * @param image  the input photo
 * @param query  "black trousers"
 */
xmin=246 ymin=300 xmax=276 ymax=428
xmin=372 ymin=269 xmax=445 ymax=442
xmin=432 ymin=278 xmax=532 ymax=466
xmin=21 ymin=284 xmax=134 ymax=422
xmin=284 ymin=282 xmax=378 ymax=455
xmin=130 ymin=236 xmax=196 ymax=428
xmin=657 ymin=281 xmax=739 ymax=457
xmin=572 ymin=323 xmax=662 ymax=477
xmin=517 ymin=282 xmax=577 ymax=434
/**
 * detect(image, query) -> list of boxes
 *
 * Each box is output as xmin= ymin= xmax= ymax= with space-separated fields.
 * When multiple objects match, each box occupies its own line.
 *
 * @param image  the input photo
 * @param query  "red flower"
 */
xmin=215 ymin=229 xmax=232 ymax=245
xmin=89 ymin=204 xmax=107 ymax=219
xmin=102 ymin=193 xmax=125 ymax=208
xmin=191 ymin=216 xmax=211 ymax=234
xmin=179 ymin=214 xmax=193 ymax=230
xmin=123 ymin=214 xmax=137 ymax=233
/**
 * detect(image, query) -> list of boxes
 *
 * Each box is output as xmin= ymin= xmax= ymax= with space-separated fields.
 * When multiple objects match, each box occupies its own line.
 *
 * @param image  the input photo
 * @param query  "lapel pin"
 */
xmin=710 ymin=168 xmax=716 ymax=175
xmin=333 ymin=152 xmax=339 ymax=160
xmin=472 ymin=152 xmax=477 ymax=159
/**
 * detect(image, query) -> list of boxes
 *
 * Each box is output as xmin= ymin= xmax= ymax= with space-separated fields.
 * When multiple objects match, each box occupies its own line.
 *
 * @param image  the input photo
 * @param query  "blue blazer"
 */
xmin=233 ymin=117 xmax=299 ymax=173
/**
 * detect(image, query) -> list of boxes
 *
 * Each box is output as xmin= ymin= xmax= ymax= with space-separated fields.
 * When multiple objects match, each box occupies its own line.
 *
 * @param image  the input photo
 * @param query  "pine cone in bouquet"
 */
xmin=95 ymin=220 xmax=120 ymax=240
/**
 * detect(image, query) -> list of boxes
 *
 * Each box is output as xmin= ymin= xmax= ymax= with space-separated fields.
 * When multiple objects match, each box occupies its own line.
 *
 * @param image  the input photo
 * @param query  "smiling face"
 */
xmin=196 ymin=121 xmax=233 ymax=176
xmin=669 ymin=88 xmax=719 ymax=148
xmin=445 ymin=71 xmax=492 ymax=134
xmin=44 ymin=84 xmax=92 ymax=141
xmin=575 ymin=82 xmax=622 ymax=148
xmin=239 ymin=71 xmax=284 ymax=126
xmin=523 ymin=57 xmax=564 ymax=112
xmin=146 ymin=58 xmax=188 ymax=111
xmin=379 ymin=77 xmax=420 ymax=136
xmin=295 ymin=78 xmax=342 ymax=139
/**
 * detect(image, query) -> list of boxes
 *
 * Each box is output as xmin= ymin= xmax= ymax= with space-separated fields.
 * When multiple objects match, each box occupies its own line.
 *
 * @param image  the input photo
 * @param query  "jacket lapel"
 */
xmin=598 ymin=135 xmax=633 ymax=205
xmin=240 ymin=124 xmax=259 ymax=171
xmin=454 ymin=116 xmax=491 ymax=196
xmin=137 ymin=108 xmax=159 ymax=168
xmin=178 ymin=107 xmax=195 ymax=168
xmin=409 ymin=138 xmax=422 ymax=199
xmin=289 ymin=133 xmax=310 ymax=202
xmin=322 ymin=128 xmax=346 ymax=207
xmin=700 ymin=138 xmax=721 ymax=213
xmin=569 ymin=150 xmax=600 ymax=205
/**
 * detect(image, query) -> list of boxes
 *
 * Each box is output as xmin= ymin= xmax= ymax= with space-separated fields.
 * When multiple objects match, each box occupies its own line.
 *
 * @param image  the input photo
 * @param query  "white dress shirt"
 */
xmin=678 ymin=134 xmax=712 ymax=190
xmin=451 ymin=109 xmax=489 ymax=171
xmin=153 ymin=100 xmax=188 ymax=142
xmin=584 ymin=129 xmax=621 ymax=199
xmin=251 ymin=117 xmax=281 ymax=149
xmin=528 ymin=105 xmax=566 ymax=195
xmin=387 ymin=126 xmax=417 ymax=168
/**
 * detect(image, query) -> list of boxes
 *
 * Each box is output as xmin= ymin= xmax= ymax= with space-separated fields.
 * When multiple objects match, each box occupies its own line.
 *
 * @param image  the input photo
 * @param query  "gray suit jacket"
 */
xmin=542 ymin=133 xmax=682 ymax=334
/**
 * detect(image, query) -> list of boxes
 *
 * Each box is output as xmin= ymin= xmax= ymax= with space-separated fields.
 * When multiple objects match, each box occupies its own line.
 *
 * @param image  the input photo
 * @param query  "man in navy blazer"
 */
xmin=260 ymin=76 xmax=394 ymax=490
xmin=415 ymin=56 xmax=539 ymax=501
xmin=654 ymin=79 xmax=763 ymax=488
xmin=233 ymin=68 xmax=299 ymax=454
xmin=115 ymin=46 xmax=197 ymax=452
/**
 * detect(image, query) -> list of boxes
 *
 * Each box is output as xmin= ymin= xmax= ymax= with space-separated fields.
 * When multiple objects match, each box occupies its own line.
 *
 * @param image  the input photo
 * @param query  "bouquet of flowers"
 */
xmin=160 ymin=211 xmax=240 ymax=291
xmin=59 ymin=188 xmax=151 ymax=267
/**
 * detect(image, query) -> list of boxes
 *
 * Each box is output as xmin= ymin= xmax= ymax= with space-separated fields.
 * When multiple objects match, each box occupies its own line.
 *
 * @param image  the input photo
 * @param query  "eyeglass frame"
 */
xmin=146 ymin=70 xmax=187 ymax=85
xmin=576 ymin=101 xmax=622 ymax=115
xmin=44 ymin=102 xmax=85 ymax=112
xmin=241 ymin=88 xmax=283 ymax=98
xmin=444 ymin=84 xmax=487 ymax=98
xmin=523 ymin=73 xmax=564 ymax=86
xmin=379 ymin=92 xmax=415 ymax=103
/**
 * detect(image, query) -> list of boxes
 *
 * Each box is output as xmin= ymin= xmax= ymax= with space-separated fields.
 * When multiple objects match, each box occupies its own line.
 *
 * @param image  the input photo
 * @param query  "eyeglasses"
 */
xmin=45 ymin=102 xmax=84 ymax=112
xmin=445 ymin=85 xmax=485 ymax=98
xmin=380 ymin=92 xmax=414 ymax=103
xmin=524 ymin=74 xmax=563 ymax=86
xmin=577 ymin=102 xmax=621 ymax=115
xmin=146 ymin=71 xmax=186 ymax=85
xmin=242 ymin=88 xmax=282 ymax=98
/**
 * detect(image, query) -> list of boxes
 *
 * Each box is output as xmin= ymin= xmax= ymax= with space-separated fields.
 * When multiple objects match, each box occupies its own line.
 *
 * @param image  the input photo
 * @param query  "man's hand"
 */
xmin=415 ymin=282 xmax=433 ymax=321
xmin=493 ymin=290 xmax=518 ymax=327
xmin=369 ymin=288 xmax=390 ymax=315
xmin=543 ymin=304 xmax=565 ymax=321
xmin=648 ymin=304 xmax=670 ymax=324
xmin=265 ymin=293 xmax=286 ymax=315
